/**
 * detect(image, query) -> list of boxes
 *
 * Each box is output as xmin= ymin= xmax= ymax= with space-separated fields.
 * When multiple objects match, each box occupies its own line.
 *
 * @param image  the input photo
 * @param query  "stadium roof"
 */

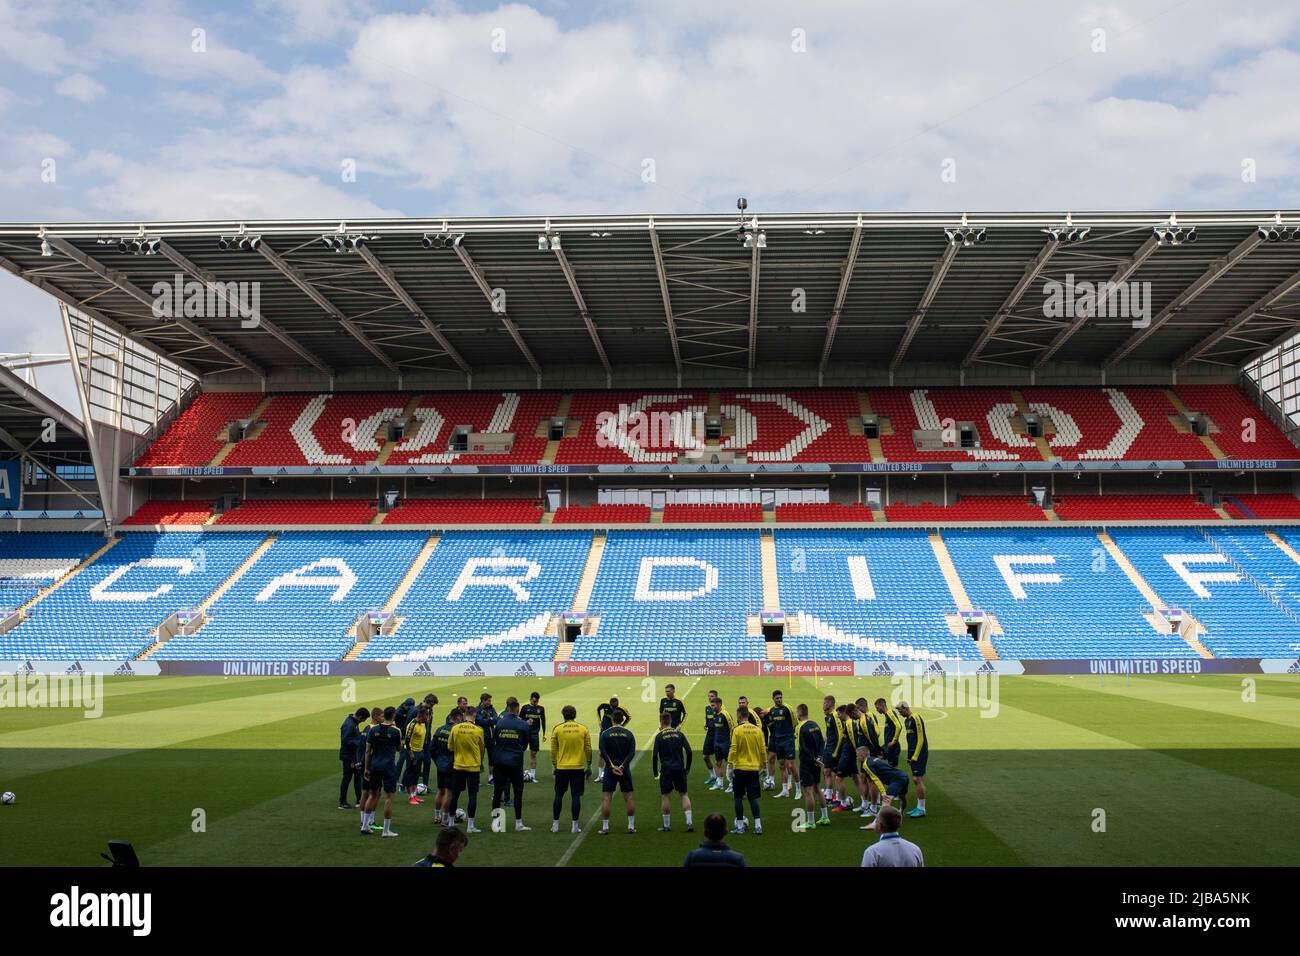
xmin=3 ymin=210 xmax=1300 ymax=383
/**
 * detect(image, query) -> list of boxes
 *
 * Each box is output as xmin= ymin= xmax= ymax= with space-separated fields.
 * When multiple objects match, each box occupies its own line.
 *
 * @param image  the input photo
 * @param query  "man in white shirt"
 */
xmin=860 ymin=805 xmax=924 ymax=867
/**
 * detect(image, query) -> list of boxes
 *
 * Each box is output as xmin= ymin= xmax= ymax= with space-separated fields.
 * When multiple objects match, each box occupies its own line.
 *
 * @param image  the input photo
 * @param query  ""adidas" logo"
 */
xmin=976 ymin=660 xmax=997 ymax=674
xmin=1287 ymin=659 xmax=1300 ymax=674
xmin=65 ymin=661 xmax=85 ymax=674
xmin=871 ymin=662 xmax=893 ymax=677
xmin=462 ymin=662 xmax=485 ymax=677
xmin=413 ymin=662 xmax=435 ymax=675
xmin=514 ymin=663 xmax=536 ymax=677
xmin=113 ymin=662 xmax=136 ymax=676
xmin=924 ymin=661 xmax=946 ymax=676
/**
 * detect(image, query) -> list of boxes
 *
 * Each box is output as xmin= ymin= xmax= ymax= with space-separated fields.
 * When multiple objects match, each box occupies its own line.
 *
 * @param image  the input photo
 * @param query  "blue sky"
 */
xmin=4 ymin=0 xmax=1300 ymax=408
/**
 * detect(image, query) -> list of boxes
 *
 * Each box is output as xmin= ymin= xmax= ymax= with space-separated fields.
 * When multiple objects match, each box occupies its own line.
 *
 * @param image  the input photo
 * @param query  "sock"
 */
xmin=820 ymin=807 xmax=829 ymax=821
xmin=627 ymin=815 xmax=634 ymax=830
xmin=359 ymin=810 xmax=366 ymax=828
xmin=918 ymin=799 xmax=926 ymax=810
xmin=601 ymin=819 xmax=609 ymax=832
xmin=572 ymin=821 xmax=581 ymax=833
xmin=805 ymin=810 xmax=814 ymax=827
xmin=382 ymin=818 xmax=391 ymax=833
xmin=467 ymin=818 xmax=475 ymax=829
xmin=663 ymin=814 xmax=671 ymax=827
xmin=684 ymin=810 xmax=693 ymax=825
xmin=754 ymin=817 xmax=762 ymax=831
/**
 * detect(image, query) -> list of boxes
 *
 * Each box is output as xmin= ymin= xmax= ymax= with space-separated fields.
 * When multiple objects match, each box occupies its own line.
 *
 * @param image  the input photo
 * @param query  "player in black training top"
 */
xmin=651 ymin=710 xmax=694 ymax=832
xmin=598 ymin=709 xmax=636 ymax=834
xmin=363 ymin=706 xmax=403 ymax=838
xmin=491 ymin=697 xmax=532 ymax=831
xmin=765 ymin=689 xmax=797 ymax=798
xmin=595 ymin=696 xmax=628 ymax=782
xmin=659 ymin=684 xmax=686 ymax=728
xmin=520 ymin=691 xmax=547 ymax=782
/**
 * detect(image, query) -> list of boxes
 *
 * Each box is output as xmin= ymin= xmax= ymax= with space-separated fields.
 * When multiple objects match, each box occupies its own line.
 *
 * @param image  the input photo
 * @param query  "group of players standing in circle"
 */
xmin=336 ymin=683 xmax=930 ymax=841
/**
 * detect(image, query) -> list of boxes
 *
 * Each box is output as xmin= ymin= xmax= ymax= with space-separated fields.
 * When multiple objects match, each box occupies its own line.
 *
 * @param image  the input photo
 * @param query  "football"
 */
xmin=1 ymin=792 xmax=15 ymax=805
xmin=415 ymin=784 xmax=428 ymax=796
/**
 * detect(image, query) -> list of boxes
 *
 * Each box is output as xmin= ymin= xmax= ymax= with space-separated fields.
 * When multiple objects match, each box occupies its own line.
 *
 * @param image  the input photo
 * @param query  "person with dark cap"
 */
xmin=413 ymin=826 xmax=468 ymax=867
xmin=338 ymin=706 xmax=369 ymax=809
xmin=682 ymin=813 xmax=747 ymax=868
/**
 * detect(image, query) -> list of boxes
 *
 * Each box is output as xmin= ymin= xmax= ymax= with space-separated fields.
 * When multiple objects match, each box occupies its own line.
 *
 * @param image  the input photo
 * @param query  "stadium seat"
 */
xmin=1052 ymin=495 xmax=1220 ymax=522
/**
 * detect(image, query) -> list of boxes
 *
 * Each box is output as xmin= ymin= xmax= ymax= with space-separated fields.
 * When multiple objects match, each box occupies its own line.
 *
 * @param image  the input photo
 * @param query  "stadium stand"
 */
xmin=361 ymin=530 xmax=591 ymax=661
xmin=776 ymin=529 xmax=978 ymax=660
xmin=551 ymin=504 xmax=651 ymax=524
xmin=0 ymin=532 xmax=104 ymax=605
xmin=775 ymin=502 xmax=877 ymax=522
xmin=155 ymin=531 xmax=428 ymax=660
xmin=1223 ymin=494 xmax=1300 ymax=519
xmin=1052 ymin=495 xmax=1220 ymax=522
xmin=215 ymin=498 xmax=378 ymax=525
xmin=884 ymin=496 xmax=1046 ymax=522
xmin=573 ymin=529 xmax=764 ymax=660
xmin=382 ymin=498 xmax=543 ymax=525
xmin=1 ymin=532 xmax=266 ymax=660
xmin=1108 ymin=528 xmax=1300 ymax=658
xmin=942 ymin=528 xmax=1196 ymax=659
xmin=122 ymin=500 xmax=215 ymax=526
xmin=660 ymin=503 xmax=763 ymax=523
xmin=132 ymin=392 xmax=264 ymax=468
xmin=1176 ymin=385 xmax=1300 ymax=459
xmin=136 ymin=386 xmax=1296 ymax=467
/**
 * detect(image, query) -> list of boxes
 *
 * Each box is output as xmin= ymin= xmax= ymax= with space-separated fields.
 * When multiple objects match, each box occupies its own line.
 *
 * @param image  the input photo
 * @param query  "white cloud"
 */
xmin=54 ymin=73 xmax=105 ymax=103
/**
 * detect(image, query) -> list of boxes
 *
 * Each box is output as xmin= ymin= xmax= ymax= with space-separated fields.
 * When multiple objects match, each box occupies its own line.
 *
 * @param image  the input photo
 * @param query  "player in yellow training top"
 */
xmin=727 ymin=705 xmax=767 ymax=836
xmin=550 ymin=705 xmax=592 ymax=834
xmin=447 ymin=713 xmax=485 ymax=834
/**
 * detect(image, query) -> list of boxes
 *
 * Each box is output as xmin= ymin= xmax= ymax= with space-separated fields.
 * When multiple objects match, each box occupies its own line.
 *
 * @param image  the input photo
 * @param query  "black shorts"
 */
xmin=493 ymin=765 xmax=525 ymax=791
xmin=769 ymin=739 xmax=795 ymax=760
xmin=435 ymin=769 xmax=453 ymax=790
xmin=554 ymin=768 xmax=586 ymax=794
xmin=731 ymin=769 xmax=761 ymax=801
xmin=365 ymin=766 xmax=397 ymax=793
xmin=601 ymin=767 xmax=634 ymax=793
xmin=712 ymin=739 xmax=731 ymax=761
xmin=884 ymin=745 xmax=901 ymax=768
xmin=908 ymin=753 xmax=928 ymax=778
xmin=799 ymin=762 xmax=820 ymax=788
xmin=452 ymin=769 xmax=480 ymax=793
xmin=528 ymin=734 xmax=541 ymax=753
xmin=836 ymin=750 xmax=858 ymax=779
xmin=702 ymin=733 xmax=715 ymax=757
xmin=659 ymin=768 xmax=688 ymax=794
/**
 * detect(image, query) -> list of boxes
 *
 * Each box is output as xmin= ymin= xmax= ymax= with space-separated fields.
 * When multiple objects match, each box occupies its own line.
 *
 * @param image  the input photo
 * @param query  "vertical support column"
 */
xmin=59 ymin=304 xmax=115 ymax=531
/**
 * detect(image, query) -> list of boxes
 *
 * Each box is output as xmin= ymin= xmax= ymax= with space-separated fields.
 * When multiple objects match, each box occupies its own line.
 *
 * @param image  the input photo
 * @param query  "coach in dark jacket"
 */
xmin=339 ymin=707 xmax=369 ymax=808
xmin=683 ymin=814 xmax=747 ymax=868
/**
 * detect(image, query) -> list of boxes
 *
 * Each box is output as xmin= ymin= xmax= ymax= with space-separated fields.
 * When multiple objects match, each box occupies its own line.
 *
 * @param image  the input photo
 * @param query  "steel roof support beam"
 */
xmin=963 ymin=237 xmax=1060 ymax=368
xmin=1033 ymin=235 xmax=1160 ymax=369
xmin=891 ymin=244 xmax=959 ymax=371
xmin=452 ymin=241 xmax=542 ymax=376
xmin=58 ymin=303 xmax=115 ymax=528
xmin=648 ymin=225 xmax=683 ymax=374
xmin=747 ymin=235 xmax=762 ymax=371
xmin=819 ymin=220 xmax=863 ymax=375
xmin=1176 ymin=267 xmax=1300 ymax=368
xmin=256 ymin=242 xmax=399 ymax=373
xmin=157 ymin=241 xmax=332 ymax=375
xmin=552 ymin=247 xmax=611 ymax=378
xmin=44 ymin=237 xmax=265 ymax=378
xmin=354 ymin=246 xmax=471 ymax=376
xmin=1104 ymin=232 xmax=1262 ymax=368
xmin=0 ymin=362 xmax=86 ymax=440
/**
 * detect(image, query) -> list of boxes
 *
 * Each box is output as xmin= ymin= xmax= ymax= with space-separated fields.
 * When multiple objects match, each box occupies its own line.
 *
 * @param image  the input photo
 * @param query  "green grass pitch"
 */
xmin=2 ymin=672 xmax=1298 ymax=867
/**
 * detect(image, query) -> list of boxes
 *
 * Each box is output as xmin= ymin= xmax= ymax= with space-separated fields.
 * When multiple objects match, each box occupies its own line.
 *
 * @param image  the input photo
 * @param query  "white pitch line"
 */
xmin=554 ymin=676 xmax=702 ymax=866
